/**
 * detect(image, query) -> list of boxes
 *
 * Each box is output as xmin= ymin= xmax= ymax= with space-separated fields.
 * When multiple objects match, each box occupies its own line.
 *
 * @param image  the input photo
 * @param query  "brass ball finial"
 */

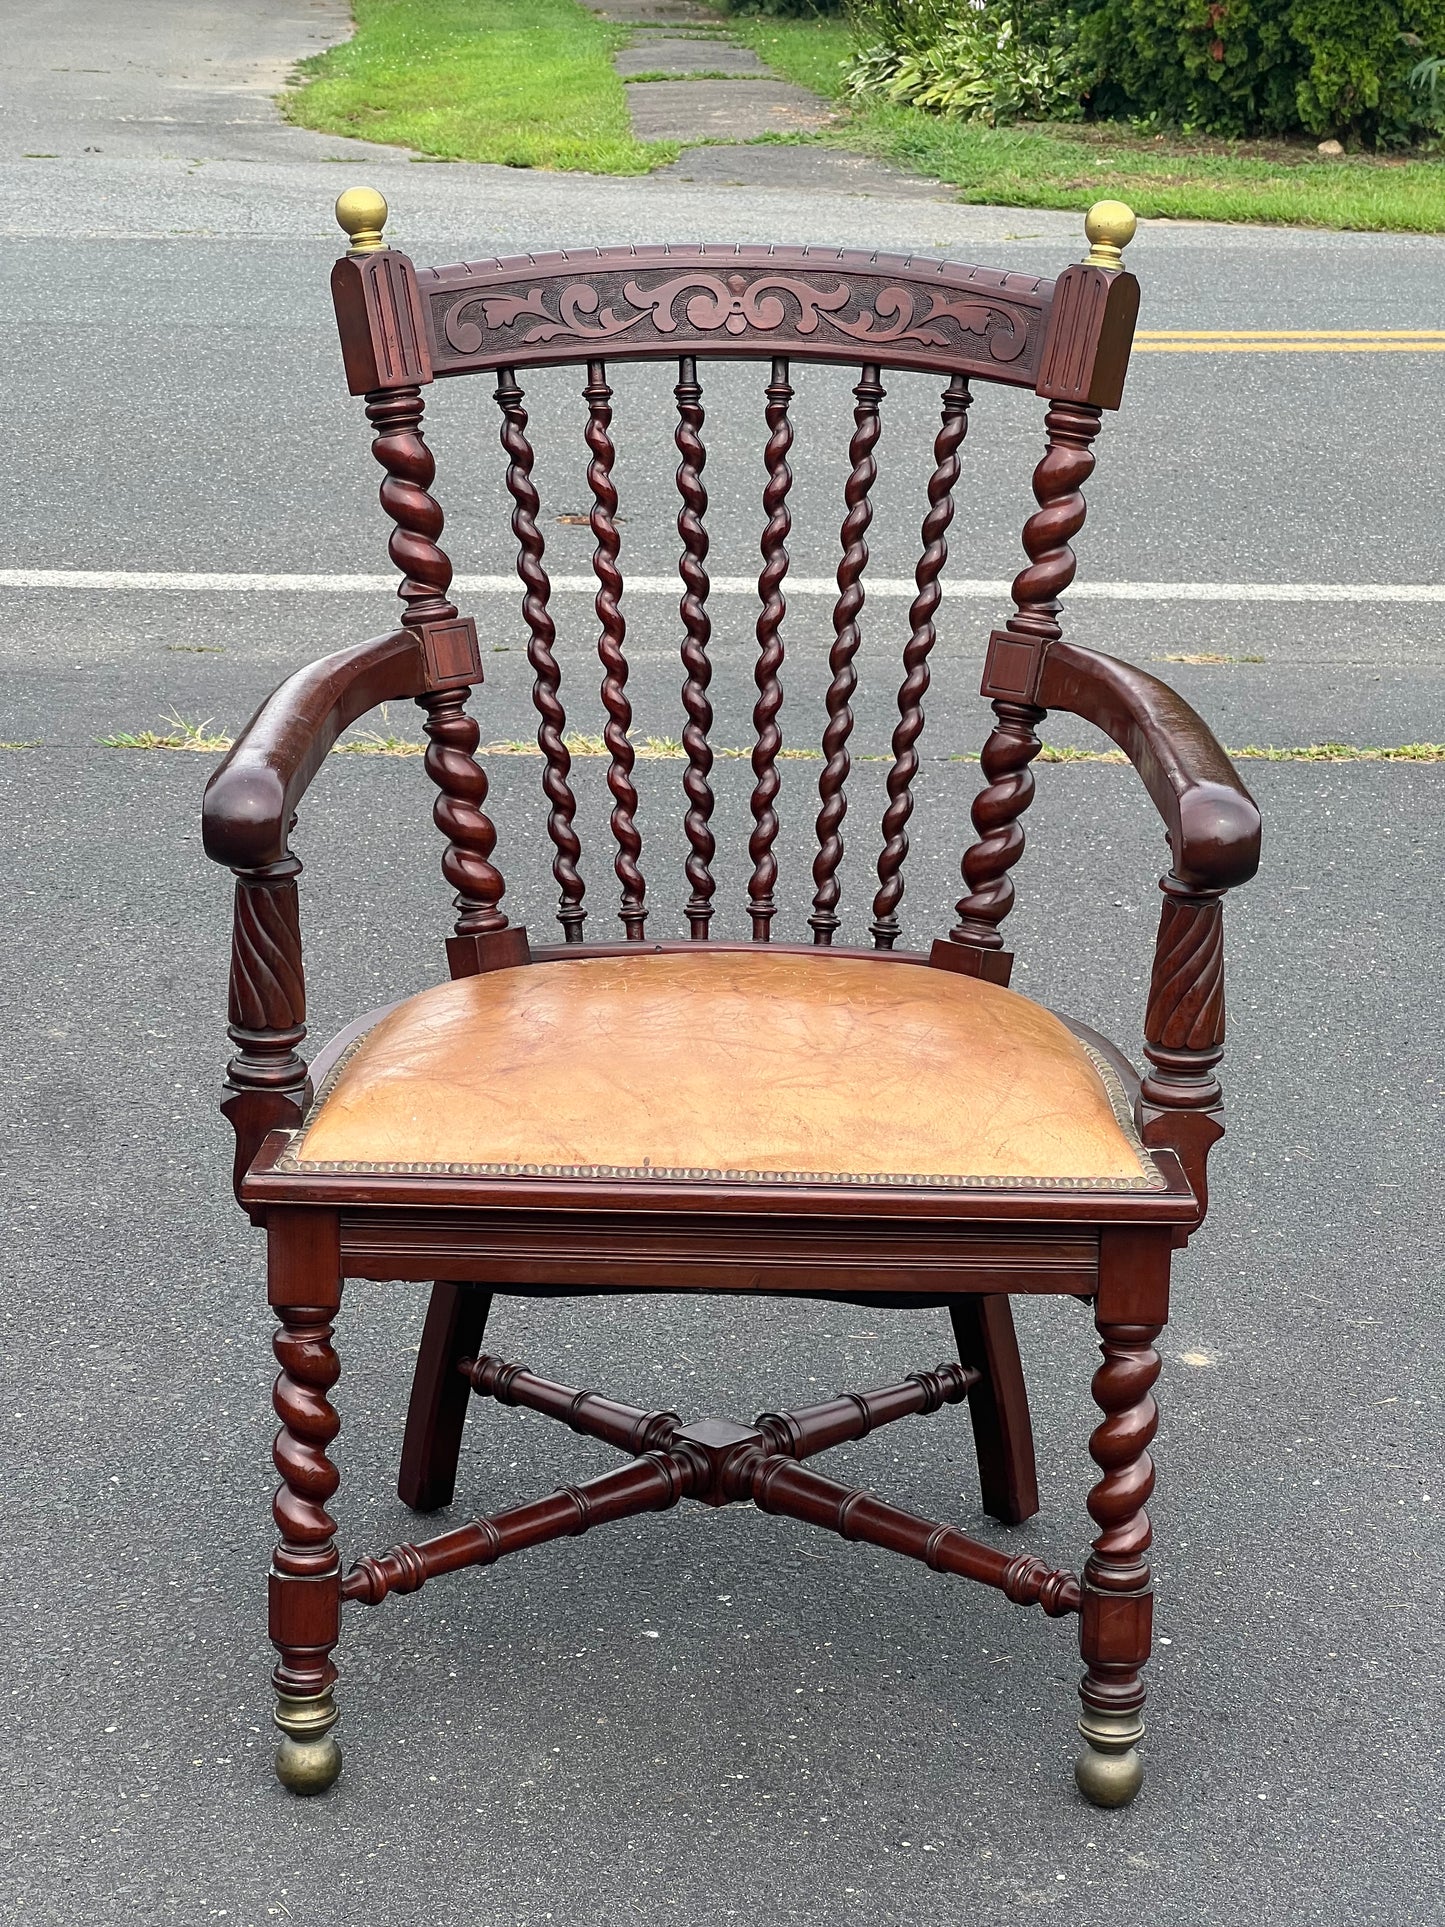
xmin=335 ymin=187 xmax=389 ymax=255
xmin=1084 ymin=199 xmax=1137 ymax=271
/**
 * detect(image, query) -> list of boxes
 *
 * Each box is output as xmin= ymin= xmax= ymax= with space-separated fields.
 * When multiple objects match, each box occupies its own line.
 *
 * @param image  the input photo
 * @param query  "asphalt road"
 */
xmin=1 ymin=6 xmax=1442 ymax=1925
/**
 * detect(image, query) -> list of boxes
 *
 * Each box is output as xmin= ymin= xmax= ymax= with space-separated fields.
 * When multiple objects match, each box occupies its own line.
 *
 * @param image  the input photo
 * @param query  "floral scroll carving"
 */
xmin=439 ymin=270 xmax=1033 ymax=365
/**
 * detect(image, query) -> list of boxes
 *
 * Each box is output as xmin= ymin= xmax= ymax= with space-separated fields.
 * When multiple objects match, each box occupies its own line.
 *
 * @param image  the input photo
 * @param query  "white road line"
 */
xmin=3 ymin=569 xmax=1445 ymax=603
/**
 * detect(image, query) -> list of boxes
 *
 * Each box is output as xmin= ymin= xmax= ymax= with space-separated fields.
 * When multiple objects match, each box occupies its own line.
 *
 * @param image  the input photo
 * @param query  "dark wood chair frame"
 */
xmin=202 ymin=195 xmax=1261 ymax=1809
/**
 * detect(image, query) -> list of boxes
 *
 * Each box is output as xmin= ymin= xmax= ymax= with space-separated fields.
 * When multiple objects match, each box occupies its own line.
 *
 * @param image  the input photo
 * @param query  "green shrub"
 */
xmin=845 ymin=0 xmax=1445 ymax=141
xmin=1075 ymin=0 xmax=1295 ymax=132
xmin=717 ymin=0 xmax=846 ymax=16
xmin=847 ymin=0 xmax=1083 ymax=123
xmin=1290 ymin=0 xmax=1444 ymax=141
xmin=1075 ymin=0 xmax=1445 ymax=144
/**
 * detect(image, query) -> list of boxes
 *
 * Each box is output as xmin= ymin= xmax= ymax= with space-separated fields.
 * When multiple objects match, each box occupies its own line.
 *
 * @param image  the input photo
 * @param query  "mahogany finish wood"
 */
xmin=948 ymin=1294 xmax=1040 ymax=1526
xmin=674 ymin=356 xmax=718 ymax=938
xmin=749 ymin=356 xmax=793 ymax=940
xmin=810 ymin=364 xmax=881 ymax=943
xmin=871 ymin=373 xmax=970 ymax=947
xmin=495 ymin=366 xmax=585 ymax=941
xmin=204 ymin=204 xmax=1261 ymax=1806
xmin=586 ymin=359 xmax=648 ymax=939
xmin=950 ymin=399 xmax=1105 ymax=968
xmin=396 ymin=1282 xmax=493 ymax=1512
xmin=413 ymin=245 xmax=1056 ymax=384
xmin=354 ymin=1350 xmax=1078 ymax=1617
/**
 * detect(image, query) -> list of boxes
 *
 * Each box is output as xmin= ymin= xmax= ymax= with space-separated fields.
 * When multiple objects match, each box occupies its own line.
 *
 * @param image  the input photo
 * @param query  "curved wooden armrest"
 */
xmin=1036 ymin=641 xmax=1261 ymax=892
xmin=203 ymin=628 xmax=425 ymax=1204
xmin=202 ymin=629 xmax=425 ymax=870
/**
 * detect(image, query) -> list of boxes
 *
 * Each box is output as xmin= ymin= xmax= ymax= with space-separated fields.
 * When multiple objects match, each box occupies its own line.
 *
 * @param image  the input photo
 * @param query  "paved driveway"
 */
xmin=2 ymin=6 xmax=1441 ymax=1924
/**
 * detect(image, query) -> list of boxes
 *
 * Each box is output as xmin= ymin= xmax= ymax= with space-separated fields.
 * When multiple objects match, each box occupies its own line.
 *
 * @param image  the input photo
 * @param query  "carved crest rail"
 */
xmin=414 ymin=246 xmax=1055 ymax=383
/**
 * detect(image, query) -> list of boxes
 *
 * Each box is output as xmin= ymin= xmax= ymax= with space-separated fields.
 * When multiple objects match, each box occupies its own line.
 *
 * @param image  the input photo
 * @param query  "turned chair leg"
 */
xmin=1075 ymin=1309 xmax=1162 ymax=1809
xmin=948 ymin=1295 xmax=1039 ymax=1526
xmin=398 ymin=1282 xmax=493 ymax=1512
xmin=270 ymin=1296 xmax=344 ymax=1795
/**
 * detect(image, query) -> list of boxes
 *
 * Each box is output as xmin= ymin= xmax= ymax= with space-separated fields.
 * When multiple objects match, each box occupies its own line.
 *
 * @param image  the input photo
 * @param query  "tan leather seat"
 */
xmin=284 ymin=951 xmax=1161 ymax=1191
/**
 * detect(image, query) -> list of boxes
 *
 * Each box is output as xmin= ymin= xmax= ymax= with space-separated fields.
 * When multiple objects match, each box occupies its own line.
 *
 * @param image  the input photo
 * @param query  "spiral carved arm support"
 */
xmin=810 ymin=364 xmax=883 ymax=944
xmin=1143 ymin=879 xmax=1226 ymax=1109
xmin=222 ymin=856 xmax=307 ymax=1192
xmin=675 ymin=356 xmax=716 ymax=939
xmin=872 ymin=373 xmax=970 ymax=948
xmin=951 ymin=400 xmax=1104 ymax=954
xmin=586 ymin=360 xmax=646 ymax=939
xmin=749 ymin=357 xmax=793 ymax=940
xmin=1139 ymin=875 xmax=1229 ymax=1216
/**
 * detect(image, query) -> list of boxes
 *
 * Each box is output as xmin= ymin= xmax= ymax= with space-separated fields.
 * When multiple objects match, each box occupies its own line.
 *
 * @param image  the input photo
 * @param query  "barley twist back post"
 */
xmin=336 ymin=190 xmax=519 ymax=973
xmin=940 ymin=201 xmax=1138 ymax=983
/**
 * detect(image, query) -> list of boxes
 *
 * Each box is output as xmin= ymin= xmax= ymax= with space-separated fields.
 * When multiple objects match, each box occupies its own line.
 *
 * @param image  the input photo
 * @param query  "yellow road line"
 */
xmin=1136 ymin=329 xmax=1445 ymax=353
xmin=1138 ymin=329 xmax=1445 ymax=338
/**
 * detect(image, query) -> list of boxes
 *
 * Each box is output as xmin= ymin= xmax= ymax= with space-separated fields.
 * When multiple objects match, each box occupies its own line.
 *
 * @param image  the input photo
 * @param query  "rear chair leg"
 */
xmin=398 ymin=1282 xmax=493 ymax=1512
xmin=949 ymin=1295 xmax=1039 ymax=1525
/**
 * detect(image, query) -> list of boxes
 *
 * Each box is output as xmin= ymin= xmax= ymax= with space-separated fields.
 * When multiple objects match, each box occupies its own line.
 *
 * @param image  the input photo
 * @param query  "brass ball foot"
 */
xmin=1074 ymin=1707 xmax=1144 ymax=1809
xmin=274 ymin=1689 xmax=342 ymax=1796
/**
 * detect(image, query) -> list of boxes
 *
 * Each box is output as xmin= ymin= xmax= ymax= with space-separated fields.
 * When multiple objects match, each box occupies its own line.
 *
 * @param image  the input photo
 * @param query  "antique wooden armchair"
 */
xmin=201 ymin=191 xmax=1260 ymax=1809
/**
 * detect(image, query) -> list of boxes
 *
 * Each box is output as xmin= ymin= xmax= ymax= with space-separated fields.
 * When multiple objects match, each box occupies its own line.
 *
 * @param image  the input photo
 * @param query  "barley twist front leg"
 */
xmin=1076 ymin=1318 xmax=1161 ymax=1808
xmin=270 ymin=1303 xmax=344 ymax=1794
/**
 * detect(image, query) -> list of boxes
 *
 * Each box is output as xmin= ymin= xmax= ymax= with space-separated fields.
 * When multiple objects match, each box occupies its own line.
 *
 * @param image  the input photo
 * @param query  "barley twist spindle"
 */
xmin=810 ymin=365 xmax=883 ymax=943
xmin=872 ymin=373 xmax=971 ymax=947
xmin=675 ymin=356 xmax=716 ymax=939
xmin=749 ymin=357 xmax=794 ymax=940
xmin=495 ymin=367 xmax=584 ymax=939
xmin=586 ymin=360 xmax=646 ymax=939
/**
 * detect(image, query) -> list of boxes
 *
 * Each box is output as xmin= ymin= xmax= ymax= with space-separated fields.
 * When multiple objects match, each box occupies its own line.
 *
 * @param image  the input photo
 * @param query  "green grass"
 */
xmin=96 ymin=712 xmax=233 ymax=751
xmin=282 ymin=0 xmax=674 ymax=173
xmin=723 ymin=13 xmax=855 ymax=97
xmin=283 ymin=0 xmax=1445 ymax=226
xmin=833 ymin=108 xmax=1445 ymax=233
xmin=716 ymin=13 xmax=1445 ymax=232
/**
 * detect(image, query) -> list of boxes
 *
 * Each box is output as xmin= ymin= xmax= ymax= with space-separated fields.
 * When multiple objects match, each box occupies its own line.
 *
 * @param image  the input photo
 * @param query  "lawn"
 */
xmin=734 ymin=14 xmax=1445 ymax=234
xmin=283 ymin=0 xmax=673 ymax=173
xmin=284 ymin=0 xmax=1445 ymax=230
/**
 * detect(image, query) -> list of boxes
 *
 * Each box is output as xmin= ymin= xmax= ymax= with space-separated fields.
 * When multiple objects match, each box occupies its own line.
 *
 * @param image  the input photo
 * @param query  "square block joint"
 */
xmin=420 ymin=617 xmax=483 ymax=689
xmin=1080 ymin=1584 xmax=1153 ymax=1667
xmin=981 ymin=631 xmax=1045 ymax=705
